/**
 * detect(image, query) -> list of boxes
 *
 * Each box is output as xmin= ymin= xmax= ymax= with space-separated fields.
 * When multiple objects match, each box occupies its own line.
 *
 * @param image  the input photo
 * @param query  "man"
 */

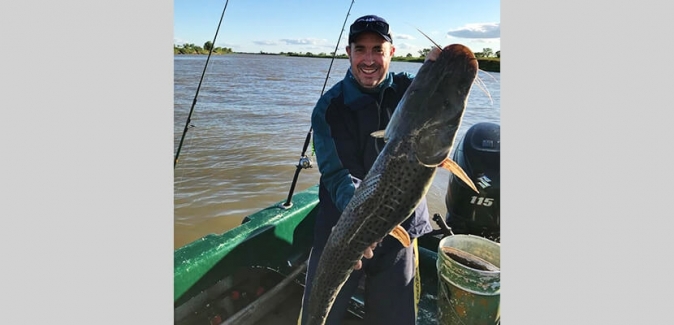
xmin=299 ymin=15 xmax=440 ymax=325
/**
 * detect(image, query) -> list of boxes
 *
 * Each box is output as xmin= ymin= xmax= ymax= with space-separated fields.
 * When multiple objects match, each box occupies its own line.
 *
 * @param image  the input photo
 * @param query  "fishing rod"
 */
xmin=174 ymin=0 xmax=231 ymax=168
xmin=281 ymin=0 xmax=355 ymax=208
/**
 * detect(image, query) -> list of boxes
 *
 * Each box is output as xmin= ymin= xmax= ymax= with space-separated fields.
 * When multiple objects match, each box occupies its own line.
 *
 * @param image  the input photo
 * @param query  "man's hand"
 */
xmin=424 ymin=46 xmax=442 ymax=62
xmin=354 ymin=242 xmax=378 ymax=270
xmin=331 ymin=225 xmax=379 ymax=271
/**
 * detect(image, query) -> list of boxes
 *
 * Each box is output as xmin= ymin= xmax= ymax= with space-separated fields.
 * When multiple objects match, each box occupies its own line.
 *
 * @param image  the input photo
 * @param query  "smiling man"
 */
xmin=346 ymin=16 xmax=395 ymax=89
xmin=298 ymin=15 xmax=441 ymax=325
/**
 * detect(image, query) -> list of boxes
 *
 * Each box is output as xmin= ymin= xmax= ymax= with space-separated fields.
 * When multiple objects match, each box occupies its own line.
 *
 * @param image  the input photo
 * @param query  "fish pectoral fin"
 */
xmin=370 ymin=130 xmax=388 ymax=142
xmin=370 ymin=130 xmax=385 ymax=138
xmin=439 ymin=158 xmax=479 ymax=194
xmin=389 ymin=225 xmax=411 ymax=247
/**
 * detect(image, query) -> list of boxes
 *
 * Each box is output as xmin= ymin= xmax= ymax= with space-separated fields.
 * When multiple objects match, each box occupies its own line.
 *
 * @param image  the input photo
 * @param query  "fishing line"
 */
xmin=174 ymin=0 xmax=231 ymax=168
xmin=281 ymin=0 xmax=356 ymax=208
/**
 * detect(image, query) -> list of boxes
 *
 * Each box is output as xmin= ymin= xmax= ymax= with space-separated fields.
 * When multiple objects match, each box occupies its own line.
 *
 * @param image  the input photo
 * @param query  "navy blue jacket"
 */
xmin=311 ymin=68 xmax=433 ymax=248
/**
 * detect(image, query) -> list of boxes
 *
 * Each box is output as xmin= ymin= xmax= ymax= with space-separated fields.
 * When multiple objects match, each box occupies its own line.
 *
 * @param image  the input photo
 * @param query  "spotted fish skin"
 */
xmin=304 ymin=44 xmax=479 ymax=325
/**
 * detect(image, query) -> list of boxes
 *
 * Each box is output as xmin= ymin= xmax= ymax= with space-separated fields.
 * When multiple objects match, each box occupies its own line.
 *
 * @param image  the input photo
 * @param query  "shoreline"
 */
xmin=174 ymin=52 xmax=500 ymax=72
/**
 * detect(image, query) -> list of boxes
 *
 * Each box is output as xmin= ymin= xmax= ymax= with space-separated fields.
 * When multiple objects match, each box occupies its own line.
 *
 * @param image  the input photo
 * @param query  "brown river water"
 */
xmin=174 ymin=54 xmax=500 ymax=249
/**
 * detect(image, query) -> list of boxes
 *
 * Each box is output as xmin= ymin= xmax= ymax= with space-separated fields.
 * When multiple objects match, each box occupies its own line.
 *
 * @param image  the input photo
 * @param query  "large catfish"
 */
xmin=304 ymin=44 xmax=480 ymax=325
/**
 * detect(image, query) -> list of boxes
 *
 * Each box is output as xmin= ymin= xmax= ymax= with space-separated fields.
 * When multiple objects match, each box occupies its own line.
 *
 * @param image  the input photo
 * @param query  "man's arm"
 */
xmin=311 ymin=91 xmax=358 ymax=212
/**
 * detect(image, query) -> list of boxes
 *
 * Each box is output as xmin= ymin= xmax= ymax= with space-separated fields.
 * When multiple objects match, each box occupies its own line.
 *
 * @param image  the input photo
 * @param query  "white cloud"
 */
xmin=395 ymin=34 xmax=415 ymax=40
xmin=253 ymin=40 xmax=279 ymax=46
xmin=447 ymin=23 xmax=500 ymax=39
xmin=280 ymin=38 xmax=328 ymax=45
xmin=393 ymin=42 xmax=422 ymax=57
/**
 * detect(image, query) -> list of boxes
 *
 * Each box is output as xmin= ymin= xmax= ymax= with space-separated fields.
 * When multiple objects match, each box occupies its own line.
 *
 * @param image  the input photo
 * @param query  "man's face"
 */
xmin=346 ymin=32 xmax=395 ymax=89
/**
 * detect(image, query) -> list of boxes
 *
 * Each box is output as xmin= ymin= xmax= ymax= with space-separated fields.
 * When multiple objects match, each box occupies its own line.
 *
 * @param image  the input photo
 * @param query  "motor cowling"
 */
xmin=445 ymin=122 xmax=500 ymax=241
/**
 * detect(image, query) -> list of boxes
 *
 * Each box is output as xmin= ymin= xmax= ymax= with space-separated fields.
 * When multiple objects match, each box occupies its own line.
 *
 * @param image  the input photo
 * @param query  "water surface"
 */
xmin=174 ymin=54 xmax=500 ymax=248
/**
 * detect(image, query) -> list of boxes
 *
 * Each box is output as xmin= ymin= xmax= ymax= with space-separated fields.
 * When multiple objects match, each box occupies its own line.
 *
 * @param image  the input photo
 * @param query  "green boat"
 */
xmin=174 ymin=184 xmax=500 ymax=325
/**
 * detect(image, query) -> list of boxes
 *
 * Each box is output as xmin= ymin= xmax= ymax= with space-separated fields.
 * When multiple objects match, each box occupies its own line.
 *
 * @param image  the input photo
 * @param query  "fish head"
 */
xmin=386 ymin=44 xmax=478 ymax=167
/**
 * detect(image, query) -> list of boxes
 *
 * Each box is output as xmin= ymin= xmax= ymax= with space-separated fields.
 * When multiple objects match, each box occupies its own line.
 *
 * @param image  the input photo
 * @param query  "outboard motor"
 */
xmin=445 ymin=122 xmax=500 ymax=242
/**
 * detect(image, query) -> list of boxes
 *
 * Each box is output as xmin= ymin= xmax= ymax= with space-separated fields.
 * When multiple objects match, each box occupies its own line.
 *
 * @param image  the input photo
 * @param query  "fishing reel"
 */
xmin=297 ymin=155 xmax=313 ymax=169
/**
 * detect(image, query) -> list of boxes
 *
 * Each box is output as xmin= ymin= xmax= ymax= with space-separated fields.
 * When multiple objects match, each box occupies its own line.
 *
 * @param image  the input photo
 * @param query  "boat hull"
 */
xmin=174 ymin=185 xmax=450 ymax=325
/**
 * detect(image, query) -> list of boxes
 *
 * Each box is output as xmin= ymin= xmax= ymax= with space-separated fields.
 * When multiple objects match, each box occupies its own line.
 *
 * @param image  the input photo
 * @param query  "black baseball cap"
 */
xmin=348 ymin=15 xmax=393 ymax=44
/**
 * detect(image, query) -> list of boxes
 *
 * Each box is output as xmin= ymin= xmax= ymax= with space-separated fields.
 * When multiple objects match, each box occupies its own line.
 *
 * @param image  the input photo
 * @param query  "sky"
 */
xmin=174 ymin=0 xmax=500 ymax=56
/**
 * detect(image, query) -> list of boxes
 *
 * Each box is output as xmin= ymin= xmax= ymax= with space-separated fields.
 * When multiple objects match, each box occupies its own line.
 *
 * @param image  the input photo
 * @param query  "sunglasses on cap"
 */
xmin=350 ymin=20 xmax=390 ymax=35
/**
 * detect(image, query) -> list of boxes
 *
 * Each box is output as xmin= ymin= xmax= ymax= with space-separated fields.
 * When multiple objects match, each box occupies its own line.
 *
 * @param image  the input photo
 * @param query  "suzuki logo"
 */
xmin=477 ymin=175 xmax=491 ymax=189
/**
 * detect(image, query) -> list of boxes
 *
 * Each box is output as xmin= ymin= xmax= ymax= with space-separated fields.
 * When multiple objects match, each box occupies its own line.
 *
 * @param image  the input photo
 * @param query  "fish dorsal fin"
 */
xmin=439 ymin=158 xmax=479 ymax=193
xmin=370 ymin=130 xmax=387 ymax=142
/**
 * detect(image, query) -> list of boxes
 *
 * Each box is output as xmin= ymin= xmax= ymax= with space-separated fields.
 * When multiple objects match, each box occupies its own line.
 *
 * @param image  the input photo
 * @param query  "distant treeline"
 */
xmin=175 ymin=42 xmax=233 ymax=54
xmin=174 ymin=43 xmax=500 ymax=72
